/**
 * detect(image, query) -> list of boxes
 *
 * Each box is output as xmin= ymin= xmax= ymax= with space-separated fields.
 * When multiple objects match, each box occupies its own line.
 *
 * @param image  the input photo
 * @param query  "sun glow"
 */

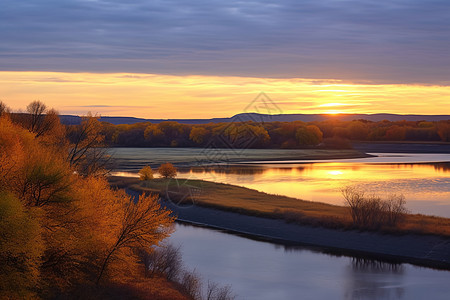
xmin=318 ymin=103 xmax=346 ymax=107
xmin=0 ymin=71 xmax=449 ymax=118
xmin=328 ymin=170 xmax=344 ymax=176
xmin=324 ymin=110 xmax=343 ymax=115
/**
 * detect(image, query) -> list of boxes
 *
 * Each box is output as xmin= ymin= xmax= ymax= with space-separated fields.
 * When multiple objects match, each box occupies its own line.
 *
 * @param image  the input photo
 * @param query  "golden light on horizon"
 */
xmin=0 ymin=71 xmax=449 ymax=118
xmin=324 ymin=110 xmax=343 ymax=115
xmin=327 ymin=170 xmax=344 ymax=176
xmin=318 ymin=103 xmax=346 ymax=107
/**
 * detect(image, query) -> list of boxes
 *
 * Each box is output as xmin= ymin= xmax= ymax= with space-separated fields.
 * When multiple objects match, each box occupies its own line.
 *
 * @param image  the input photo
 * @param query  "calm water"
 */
xmin=169 ymin=223 xmax=450 ymax=300
xmin=111 ymin=148 xmax=450 ymax=299
xmin=111 ymin=148 xmax=450 ymax=217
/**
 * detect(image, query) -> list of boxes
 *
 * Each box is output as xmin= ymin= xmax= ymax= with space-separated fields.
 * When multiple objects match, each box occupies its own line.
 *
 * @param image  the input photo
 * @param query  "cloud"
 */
xmin=0 ymin=0 xmax=449 ymax=84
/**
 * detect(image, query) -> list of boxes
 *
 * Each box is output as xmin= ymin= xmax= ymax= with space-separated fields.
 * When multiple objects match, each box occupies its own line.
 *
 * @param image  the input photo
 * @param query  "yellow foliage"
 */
xmin=0 ymin=192 xmax=43 ymax=298
xmin=189 ymin=126 xmax=209 ymax=144
xmin=139 ymin=165 xmax=154 ymax=181
xmin=0 ymin=107 xmax=176 ymax=295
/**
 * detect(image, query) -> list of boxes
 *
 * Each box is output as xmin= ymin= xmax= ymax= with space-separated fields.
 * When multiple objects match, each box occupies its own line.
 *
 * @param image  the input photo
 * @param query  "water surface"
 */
xmin=169 ymin=224 xmax=450 ymax=300
xmin=111 ymin=148 xmax=450 ymax=217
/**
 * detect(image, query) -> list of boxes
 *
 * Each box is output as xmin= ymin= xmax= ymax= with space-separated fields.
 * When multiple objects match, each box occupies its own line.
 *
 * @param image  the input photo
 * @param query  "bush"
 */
xmin=205 ymin=281 xmax=235 ymax=300
xmin=140 ymin=242 xmax=236 ymax=300
xmin=140 ymin=243 xmax=183 ymax=281
xmin=158 ymin=163 xmax=177 ymax=178
xmin=138 ymin=165 xmax=154 ymax=181
xmin=180 ymin=270 xmax=203 ymax=300
xmin=341 ymin=186 xmax=408 ymax=229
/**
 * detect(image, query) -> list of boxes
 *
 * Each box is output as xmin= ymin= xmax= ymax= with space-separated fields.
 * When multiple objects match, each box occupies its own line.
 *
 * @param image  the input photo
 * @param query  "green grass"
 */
xmin=108 ymin=176 xmax=450 ymax=237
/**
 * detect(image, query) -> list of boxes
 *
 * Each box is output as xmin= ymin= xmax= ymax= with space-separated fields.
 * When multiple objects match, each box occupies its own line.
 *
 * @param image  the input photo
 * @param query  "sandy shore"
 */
xmin=125 ymin=188 xmax=450 ymax=270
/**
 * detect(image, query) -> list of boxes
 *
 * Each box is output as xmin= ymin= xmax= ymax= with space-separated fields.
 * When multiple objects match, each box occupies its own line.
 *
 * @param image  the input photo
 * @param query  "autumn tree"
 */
xmin=0 ymin=117 xmax=29 ymax=191
xmin=95 ymin=192 xmax=174 ymax=284
xmin=144 ymin=124 xmax=164 ymax=144
xmin=0 ymin=192 xmax=43 ymax=298
xmin=7 ymin=101 xmax=65 ymax=141
xmin=348 ymin=121 xmax=369 ymax=140
xmin=19 ymin=147 xmax=73 ymax=207
xmin=384 ymin=125 xmax=407 ymax=141
xmin=189 ymin=126 xmax=209 ymax=145
xmin=26 ymin=100 xmax=47 ymax=133
xmin=158 ymin=163 xmax=178 ymax=178
xmin=112 ymin=123 xmax=147 ymax=146
xmin=66 ymin=113 xmax=110 ymax=175
xmin=139 ymin=165 xmax=154 ymax=182
xmin=0 ymin=102 xmax=178 ymax=297
xmin=437 ymin=121 xmax=450 ymax=142
xmin=215 ymin=123 xmax=270 ymax=148
xmin=296 ymin=125 xmax=323 ymax=146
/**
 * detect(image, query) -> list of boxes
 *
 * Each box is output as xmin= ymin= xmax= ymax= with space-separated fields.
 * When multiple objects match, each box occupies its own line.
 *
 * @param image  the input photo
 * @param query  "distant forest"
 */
xmin=94 ymin=119 xmax=450 ymax=149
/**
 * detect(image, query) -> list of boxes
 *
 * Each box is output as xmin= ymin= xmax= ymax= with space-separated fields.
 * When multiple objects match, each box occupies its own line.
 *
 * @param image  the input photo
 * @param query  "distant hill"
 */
xmin=59 ymin=113 xmax=450 ymax=125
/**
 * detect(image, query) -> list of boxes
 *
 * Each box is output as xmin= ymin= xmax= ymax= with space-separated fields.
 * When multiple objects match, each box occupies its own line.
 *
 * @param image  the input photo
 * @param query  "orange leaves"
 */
xmin=67 ymin=114 xmax=106 ymax=175
xmin=95 ymin=188 xmax=175 ymax=284
xmin=21 ymin=148 xmax=73 ymax=207
xmin=158 ymin=163 xmax=177 ymax=179
xmin=437 ymin=121 xmax=450 ymax=142
xmin=0 ymin=192 xmax=43 ymax=298
xmin=189 ymin=126 xmax=209 ymax=144
xmin=144 ymin=124 xmax=164 ymax=141
xmin=139 ymin=165 xmax=154 ymax=181
xmin=0 ymin=118 xmax=27 ymax=189
xmin=72 ymin=174 xmax=175 ymax=285
xmin=1 ymin=105 xmax=176 ymax=292
xmin=296 ymin=125 xmax=323 ymax=146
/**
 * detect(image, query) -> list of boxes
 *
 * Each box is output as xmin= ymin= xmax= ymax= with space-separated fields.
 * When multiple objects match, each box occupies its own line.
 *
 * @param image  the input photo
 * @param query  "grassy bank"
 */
xmin=109 ymin=176 xmax=450 ymax=237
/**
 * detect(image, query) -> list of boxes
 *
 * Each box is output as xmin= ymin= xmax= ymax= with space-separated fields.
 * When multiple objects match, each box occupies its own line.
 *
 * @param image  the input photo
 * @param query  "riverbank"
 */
xmin=109 ymin=176 xmax=450 ymax=270
xmin=173 ymin=206 xmax=450 ymax=270
xmin=352 ymin=141 xmax=450 ymax=154
xmin=110 ymin=148 xmax=371 ymax=171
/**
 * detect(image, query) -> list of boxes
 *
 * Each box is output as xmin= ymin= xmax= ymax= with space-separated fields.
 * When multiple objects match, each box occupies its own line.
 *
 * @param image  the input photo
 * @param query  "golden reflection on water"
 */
xmin=183 ymin=163 xmax=450 ymax=217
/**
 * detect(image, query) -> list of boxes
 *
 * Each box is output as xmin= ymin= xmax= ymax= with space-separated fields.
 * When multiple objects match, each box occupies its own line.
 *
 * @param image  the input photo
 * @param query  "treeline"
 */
xmin=98 ymin=118 xmax=450 ymax=148
xmin=0 ymin=101 xmax=192 ymax=299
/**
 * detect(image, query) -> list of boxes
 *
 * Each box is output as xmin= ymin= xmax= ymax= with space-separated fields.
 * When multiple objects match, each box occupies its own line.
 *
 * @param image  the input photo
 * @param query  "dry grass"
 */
xmin=108 ymin=176 xmax=450 ymax=237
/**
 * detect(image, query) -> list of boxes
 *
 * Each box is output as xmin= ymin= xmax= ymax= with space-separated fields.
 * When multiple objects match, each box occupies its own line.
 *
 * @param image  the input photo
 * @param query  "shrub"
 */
xmin=138 ymin=165 xmax=154 ymax=181
xmin=140 ymin=243 xmax=183 ymax=281
xmin=158 ymin=163 xmax=177 ymax=178
xmin=140 ymin=242 xmax=236 ymax=300
xmin=180 ymin=270 xmax=203 ymax=300
xmin=206 ymin=280 xmax=236 ymax=300
xmin=341 ymin=186 xmax=408 ymax=229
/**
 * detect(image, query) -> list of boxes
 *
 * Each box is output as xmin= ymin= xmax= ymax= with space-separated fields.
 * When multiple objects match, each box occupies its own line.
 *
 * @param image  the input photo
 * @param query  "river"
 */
xmin=168 ymin=223 xmax=450 ymax=300
xmin=111 ymin=148 xmax=450 ymax=217
xmin=110 ymin=147 xmax=450 ymax=299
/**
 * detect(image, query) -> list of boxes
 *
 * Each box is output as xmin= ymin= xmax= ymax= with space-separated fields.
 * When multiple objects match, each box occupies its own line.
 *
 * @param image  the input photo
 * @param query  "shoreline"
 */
xmin=122 ymin=187 xmax=450 ymax=271
xmin=174 ymin=219 xmax=450 ymax=271
xmin=110 ymin=171 xmax=450 ymax=270
xmin=110 ymin=148 xmax=372 ymax=170
xmin=169 ymin=201 xmax=450 ymax=271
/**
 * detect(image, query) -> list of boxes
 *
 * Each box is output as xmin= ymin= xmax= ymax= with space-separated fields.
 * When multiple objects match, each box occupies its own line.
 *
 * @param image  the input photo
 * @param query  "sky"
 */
xmin=1 ymin=0 xmax=449 ymax=118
